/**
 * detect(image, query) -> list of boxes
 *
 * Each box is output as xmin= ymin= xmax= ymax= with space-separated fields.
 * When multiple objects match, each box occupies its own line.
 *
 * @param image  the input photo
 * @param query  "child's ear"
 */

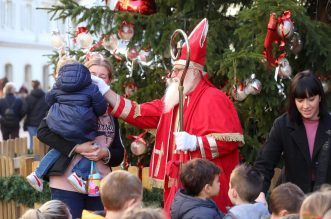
xmin=231 ymin=188 xmax=238 ymax=198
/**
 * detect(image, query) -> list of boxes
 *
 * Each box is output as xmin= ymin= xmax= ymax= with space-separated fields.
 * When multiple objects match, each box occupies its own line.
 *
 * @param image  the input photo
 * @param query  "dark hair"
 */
xmin=288 ymin=70 xmax=328 ymax=124
xmin=32 ymin=80 xmax=40 ymax=89
xmin=269 ymin=182 xmax=305 ymax=215
xmin=230 ymin=163 xmax=264 ymax=203
xmin=180 ymin=158 xmax=220 ymax=196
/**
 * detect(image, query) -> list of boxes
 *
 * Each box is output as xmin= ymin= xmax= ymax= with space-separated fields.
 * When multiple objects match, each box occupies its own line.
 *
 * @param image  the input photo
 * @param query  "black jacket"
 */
xmin=0 ymin=94 xmax=25 ymax=129
xmin=24 ymin=88 xmax=49 ymax=127
xmin=255 ymin=113 xmax=331 ymax=194
xmin=170 ymin=189 xmax=224 ymax=219
xmin=37 ymin=118 xmax=124 ymax=177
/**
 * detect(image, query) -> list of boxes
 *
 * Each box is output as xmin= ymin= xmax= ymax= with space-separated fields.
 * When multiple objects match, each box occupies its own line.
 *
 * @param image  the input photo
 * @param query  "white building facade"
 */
xmin=0 ymin=0 xmax=65 ymax=91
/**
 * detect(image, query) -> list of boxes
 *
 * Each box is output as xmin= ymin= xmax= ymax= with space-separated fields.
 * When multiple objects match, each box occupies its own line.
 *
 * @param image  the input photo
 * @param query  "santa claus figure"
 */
xmin=92 ymin=18 xmax=244 ymax=217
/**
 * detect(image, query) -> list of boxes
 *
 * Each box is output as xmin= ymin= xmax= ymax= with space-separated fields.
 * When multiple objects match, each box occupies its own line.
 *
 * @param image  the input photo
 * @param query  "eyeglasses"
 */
xmin=166 ymin=68 xmax=185 ymax=78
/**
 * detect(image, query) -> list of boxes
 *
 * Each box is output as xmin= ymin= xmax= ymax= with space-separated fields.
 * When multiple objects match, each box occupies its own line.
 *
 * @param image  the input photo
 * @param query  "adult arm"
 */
xmin=254 ymin=117 xmax=284 ymax=194
xmin=37 ymin=119 xmax=95 ymax=157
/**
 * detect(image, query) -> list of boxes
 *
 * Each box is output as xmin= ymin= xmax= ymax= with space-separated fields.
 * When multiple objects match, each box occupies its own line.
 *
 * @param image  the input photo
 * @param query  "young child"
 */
xmin=170 ymin=158 xmax=224 ymax=219
xmin=224 ymin=163 xmax=269 ymax=219
xmin=299 ymin=190 xmax=331 ymax=219
xmin=26 ymin=58 xmax=107 ymax=194
xmin=20 ymin=200 xmax=72 ymax=219
xmin=82 ymin=170 xmax=143 ymax=219
xmin=269 ymin=182 xmax=305 ymax=219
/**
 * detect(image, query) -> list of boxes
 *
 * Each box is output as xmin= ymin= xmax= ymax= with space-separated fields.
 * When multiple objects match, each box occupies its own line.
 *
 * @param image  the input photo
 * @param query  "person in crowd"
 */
xmin=170 ymin=158 xmax=224 ymax=219
xmin=269 ymin=182 xmax=305 ymax=219
xmin=0 ymin=82 xmax=25 ymax=140
xmin=36 ymin=55 xmax=124 ymax=219
xmin=91 ymin=18 xmax=244 ymax=215
xmin=20 ymin=200 xmax=72 ymax=219
xmin=82 ymin=170 xmax=143 ymax=219
xmin=299 ymin=190 xmax=331 ymax=219
xmin=121 ymin=207 xmax=166 ymax=219
xmin=224 ymin=163 xmax=269 ymax=219
xmin=27 ymin=60 xmax=108 ymax=194
xmin=17 ymin=84 xmax=29 ymax=98
xmin=23 ymin=80 xmax=49 ymax=151
xmin=254 ymin=70 xmax=331 ymax=202
xmin=0 ymin=77 xmax=8 ymax=97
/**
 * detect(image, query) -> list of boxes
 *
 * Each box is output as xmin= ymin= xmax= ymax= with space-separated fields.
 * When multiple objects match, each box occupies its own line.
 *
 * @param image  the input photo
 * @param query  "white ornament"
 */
xmin=77 ymin=32 xmax=93 ymax=49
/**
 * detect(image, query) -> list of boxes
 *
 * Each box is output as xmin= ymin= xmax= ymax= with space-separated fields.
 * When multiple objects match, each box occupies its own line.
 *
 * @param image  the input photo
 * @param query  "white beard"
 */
xmin=163 ymin=72 xmax=195 ymax=113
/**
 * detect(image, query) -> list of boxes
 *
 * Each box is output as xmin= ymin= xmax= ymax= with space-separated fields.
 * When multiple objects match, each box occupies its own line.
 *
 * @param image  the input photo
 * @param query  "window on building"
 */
xmin=25 ymin=64 xmax=32 ymax=89
xmin=42 ymin=65 xmax=50 ymax=90
xmin=5 ymin=0 xmax=14 ymax=28
xmin=5 ymin=63 xmax=13 ymax=81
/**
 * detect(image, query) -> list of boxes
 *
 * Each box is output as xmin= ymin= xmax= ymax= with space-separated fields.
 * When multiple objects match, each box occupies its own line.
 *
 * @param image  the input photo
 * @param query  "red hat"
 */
xmin=174 ymin=18 xmax=208 ymax=73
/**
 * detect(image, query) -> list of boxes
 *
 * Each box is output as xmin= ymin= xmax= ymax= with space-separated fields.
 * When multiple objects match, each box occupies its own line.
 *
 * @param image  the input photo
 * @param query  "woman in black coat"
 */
xmin=255 ymin=70 xmax=331 ymax=200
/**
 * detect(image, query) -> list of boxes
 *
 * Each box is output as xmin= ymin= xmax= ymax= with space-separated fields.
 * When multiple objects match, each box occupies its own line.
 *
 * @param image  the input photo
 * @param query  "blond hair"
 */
xmin=55 ymin=56 xmax=78 ymax=78
xmin=84 ymin=54 xmax=113 ymax=80
xmin=300 ymin=191 xmax=331 ymax=219
xmin=3 ymin=82 xmax=16 ymax=95
xmin=20 ymin=200 xmax=71 ymax=219
xmin=121 ymin=207 xmax=166 ymax=219
xmin=100 ymin=170 xmax=143 ymax=211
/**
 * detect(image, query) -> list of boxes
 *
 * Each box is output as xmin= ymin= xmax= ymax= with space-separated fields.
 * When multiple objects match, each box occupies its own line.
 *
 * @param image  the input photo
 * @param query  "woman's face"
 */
xmin=89 ymin=65 xmax=111 ymax=84
xmin=295 ymin=95 xmax=321 ymax=120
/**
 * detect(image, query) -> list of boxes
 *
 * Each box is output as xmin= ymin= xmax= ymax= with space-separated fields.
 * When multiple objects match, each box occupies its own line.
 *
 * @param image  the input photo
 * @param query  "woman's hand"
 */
xmin=81 ymin=145 xmax=109 ymax=161
xmin=74 ymin=141 xmax=97 ymax=154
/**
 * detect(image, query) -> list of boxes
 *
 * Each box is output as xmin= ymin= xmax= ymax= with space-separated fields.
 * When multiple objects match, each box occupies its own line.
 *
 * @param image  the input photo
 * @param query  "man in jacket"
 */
xmin=24 ymin=80 xmax=49 ymax=151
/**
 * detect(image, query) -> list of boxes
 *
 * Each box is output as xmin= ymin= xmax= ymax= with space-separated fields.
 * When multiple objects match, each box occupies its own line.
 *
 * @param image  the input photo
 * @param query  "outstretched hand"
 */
xmin=91 ymin=74 xmax=110 ymax=95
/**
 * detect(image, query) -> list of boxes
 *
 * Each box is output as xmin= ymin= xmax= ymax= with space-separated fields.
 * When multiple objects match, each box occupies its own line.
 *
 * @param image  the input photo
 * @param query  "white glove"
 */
xmin=174 ymin=131 xmax=197 ymax=151
xmin=91 ymin=74 xmax=110 ymax=95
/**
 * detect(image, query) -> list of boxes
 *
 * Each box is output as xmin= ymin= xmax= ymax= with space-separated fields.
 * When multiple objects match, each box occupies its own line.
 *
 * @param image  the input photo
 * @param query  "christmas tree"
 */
xmin=44 ymin=0 xmax=331 ymax=165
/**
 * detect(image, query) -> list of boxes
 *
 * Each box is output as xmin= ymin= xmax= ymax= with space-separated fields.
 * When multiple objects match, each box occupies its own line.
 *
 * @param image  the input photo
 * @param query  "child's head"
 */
xmin=121 ymin=207 xmax=166 ymax=219
xmin=55 ymin=56 xmax=78 ymax=79
xmin=100 ymin=170 xmax=143 ymax=211
xmin=269 ymin=183 xmax=305 ymax=219
xmin=180 ymin=158 xmax=220 ymax=198
xmin=20 ymin=200 xmax=72 ymax=219
xmin=299 ymin=191 xmax=331 ymax=219
xmin=228 ymin=163 xmax=263 ymax=204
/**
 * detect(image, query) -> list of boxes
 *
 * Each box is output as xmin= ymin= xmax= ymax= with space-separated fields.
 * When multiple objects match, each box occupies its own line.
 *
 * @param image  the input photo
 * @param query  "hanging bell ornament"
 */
xmin=130 ymin=139 xmax=147 ymax=156
xmin=244 ymin=74 xmax=262 ymax=95
xmin=322 ymin=80 xmax=331 ymax=93
xmin=289 ymin=32 xmax=303 ymax=58
xmin=277 ymin=19 xmax=294 ymax=39
xmin=127 ymin=47 xmax=139 ymax=61
xmin=50 ymin=30 xmax=65 ymax=50
xmin=118 ymin=21 xmax=134 ymax=42
xmin=76 ymin=31 xmax=93 ymax=49
xmin=277 ymin=58 xmax=292 ymax=79
xmin=102 ymin=34 xmax=119 ymax=53
xmin=138 ymin=47 xmax=154 ymax=66
xmin=231 ymin=84 xmax=248 ymax=102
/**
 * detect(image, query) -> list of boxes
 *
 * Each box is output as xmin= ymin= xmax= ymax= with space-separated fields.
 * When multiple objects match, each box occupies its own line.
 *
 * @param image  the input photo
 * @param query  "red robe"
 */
xmin=109 ymin=79 xmax=244 ymax=214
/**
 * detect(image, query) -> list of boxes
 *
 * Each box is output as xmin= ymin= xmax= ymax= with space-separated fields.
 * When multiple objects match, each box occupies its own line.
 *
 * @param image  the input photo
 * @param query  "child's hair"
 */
xmin=84 ymin=53 xmax=113 ymax=80
xmin=20 ymin=200 xmax=71 ymax=219
xmin=55 ymin=56 xmax=78 ymax=78
xmin=121 ymin=206 xmax=166 ymax=219
xmin=269 ymin=182 xmax=305 ymax=215
xmin=180 ymin=158 xmax=220 ymax=196
xmin=300 ymin=191 xmax=331 ymax=219
xmin=282 ymin=213 xmax=300 ymax=219
xmin=230 ymin=163 xmax=263 ymax=203
xmin=100 ymin=170 xmax=143 ymax=211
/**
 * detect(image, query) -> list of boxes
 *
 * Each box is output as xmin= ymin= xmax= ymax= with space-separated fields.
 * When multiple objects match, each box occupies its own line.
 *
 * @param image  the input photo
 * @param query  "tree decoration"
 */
xmin=124 ymin=81 xmax=138 ymax=97
xmin=128 ymin=131 xmax=148 ymax=156
xmin=289 ymin=32 xmax=303 ymax=58
xmin=127 ymin=47 xmax=139 ymax=61
xmin=75 ymin=26 xmax=93 ymax=49
xmin=118 ymin=21 xmax=134 ymax=41
xmin=275 ymin=58 xmax=292 ymax=80
xmin=231 ymin=83 xmax=248 ymax=102
xmin=108 ymin=0 xmax=157 ymax=15
xmin=244 ymin=74 xmax=262 ymax=95
xmin=277 ymin=11 xmax=294 ymax=39
xmin=50 ymin=30 xmax=65 ymax=51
